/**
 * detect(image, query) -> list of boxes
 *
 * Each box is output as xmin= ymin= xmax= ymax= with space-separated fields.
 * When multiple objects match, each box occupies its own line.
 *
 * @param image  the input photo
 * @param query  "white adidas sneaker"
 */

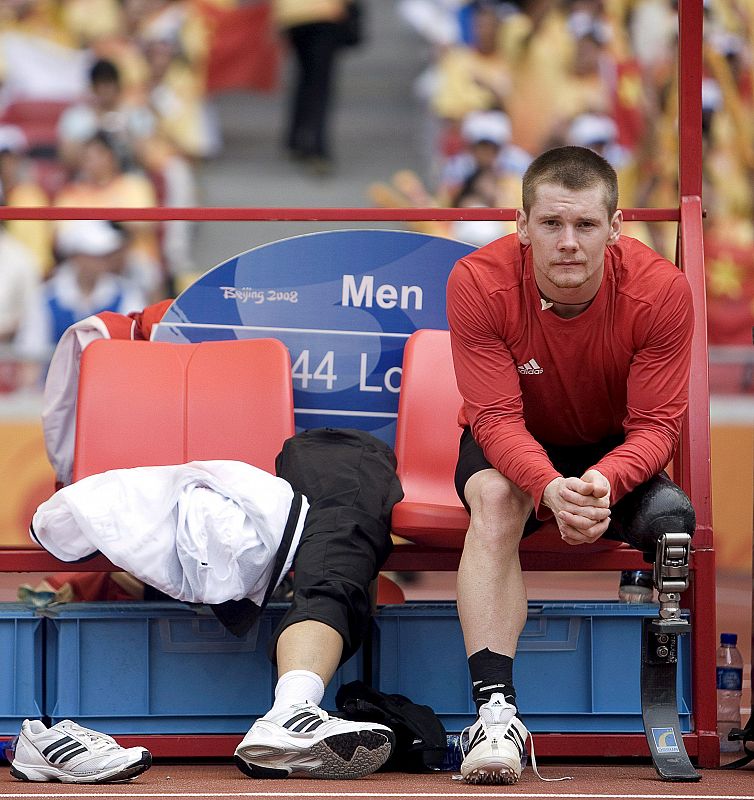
xmin=460 ymin=694 xmax=527 ymax=785
xmin=10 ymin=719 xmax=151 ymax=784
xmin=234 ymin=700 xmax=394 ymax=779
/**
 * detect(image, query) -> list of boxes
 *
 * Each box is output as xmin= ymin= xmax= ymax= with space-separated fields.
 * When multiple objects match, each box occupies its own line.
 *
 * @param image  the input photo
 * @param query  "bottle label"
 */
xmin=717 ymin=666 xmax=743 ymax=691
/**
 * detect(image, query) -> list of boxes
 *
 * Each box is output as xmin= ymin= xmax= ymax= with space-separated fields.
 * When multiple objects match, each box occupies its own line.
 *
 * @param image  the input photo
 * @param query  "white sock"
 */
xmin=264 ymin=670 xmax=325 ymax=720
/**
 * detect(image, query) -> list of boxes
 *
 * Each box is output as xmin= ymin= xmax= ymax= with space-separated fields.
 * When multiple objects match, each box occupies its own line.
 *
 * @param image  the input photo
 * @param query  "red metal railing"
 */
xmin=0 ymin=206 xmax=679 ymax=222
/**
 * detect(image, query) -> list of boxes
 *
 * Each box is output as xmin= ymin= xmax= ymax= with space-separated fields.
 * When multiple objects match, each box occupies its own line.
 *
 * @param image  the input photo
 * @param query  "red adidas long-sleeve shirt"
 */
xmin=446 ymin=233 xmax=694 ymax=517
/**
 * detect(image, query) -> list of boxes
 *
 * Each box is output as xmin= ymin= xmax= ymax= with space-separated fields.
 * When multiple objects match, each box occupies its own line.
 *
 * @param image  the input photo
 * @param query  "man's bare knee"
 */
xmin=466 ymin=469 xmax=531 ymax=514
xmin=465 ymin=469 xmax=532 ymax=546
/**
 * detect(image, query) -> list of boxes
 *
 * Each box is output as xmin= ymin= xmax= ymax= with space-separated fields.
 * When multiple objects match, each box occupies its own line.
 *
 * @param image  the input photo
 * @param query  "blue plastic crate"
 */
xmin=372 ymin=601 xmax=692 ymax=734
xmin=46 ymin=602 xmax=361 ymax=734
xmin=0 ymin=604 xmax=43 ymax=736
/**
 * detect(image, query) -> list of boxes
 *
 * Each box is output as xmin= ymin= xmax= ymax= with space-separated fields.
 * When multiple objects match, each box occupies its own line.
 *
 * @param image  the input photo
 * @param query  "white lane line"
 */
xmin=0 ymin=793 xmax=751 ymax=799
xmin=294 ymin=408 xmax=398 ymax=418
xmin=153 ymin=323 xmax=412 ymax=338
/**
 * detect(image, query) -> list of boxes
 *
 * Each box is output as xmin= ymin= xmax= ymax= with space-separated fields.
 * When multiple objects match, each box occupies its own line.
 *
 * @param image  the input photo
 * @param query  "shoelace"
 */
xmin=290 ymin=701 xmax=331 ymax=723
xmin=57 ymin=722 xmax=120 ymax=753
xmin=527 ymin=731 xmax=572 ymax=782
xmin=456 ymin=724 xmax=572 ymax=783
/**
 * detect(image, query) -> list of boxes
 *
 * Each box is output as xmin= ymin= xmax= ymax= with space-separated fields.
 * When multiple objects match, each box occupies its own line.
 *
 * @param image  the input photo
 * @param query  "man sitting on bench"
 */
xmin=446 ymin=145 xmax=695 ymax=785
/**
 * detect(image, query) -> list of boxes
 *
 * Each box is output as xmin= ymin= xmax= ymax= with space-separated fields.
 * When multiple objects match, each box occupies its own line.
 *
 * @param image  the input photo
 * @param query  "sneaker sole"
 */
xmin=11 ymin=750 xmax=152 ymax=783
xmin=461 ymin=754 xmax=521 ymax=786
xmin=462 ymin=765 xmax=520 ymax=785
xmin=235 ymin=729 xmax=394 ymax=779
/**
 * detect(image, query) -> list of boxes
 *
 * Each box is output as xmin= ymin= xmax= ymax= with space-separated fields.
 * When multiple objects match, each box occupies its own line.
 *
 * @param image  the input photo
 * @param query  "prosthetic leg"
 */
xmin=641 ymin=532 xmax=700 ymax=781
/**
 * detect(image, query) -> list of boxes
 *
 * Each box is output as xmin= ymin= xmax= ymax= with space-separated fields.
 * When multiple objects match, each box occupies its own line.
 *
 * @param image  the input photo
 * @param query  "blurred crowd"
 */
xmin=0 ymin=0 xmax=751 ymax=391
xmin=0 ymin=0 xmax=230 ymax=380
xmin=373 ymin=0 xmax=754 ymax=369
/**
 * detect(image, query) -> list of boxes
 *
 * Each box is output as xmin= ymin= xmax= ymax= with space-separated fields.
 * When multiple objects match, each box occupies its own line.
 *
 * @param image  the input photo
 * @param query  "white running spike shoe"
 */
xmin=234 ymin=700 xmax=394 ymax=779
xmin=460 ymin=694 xmax=527 ymax=785
xmin=10 ymin=719 xmax=152 ymax=783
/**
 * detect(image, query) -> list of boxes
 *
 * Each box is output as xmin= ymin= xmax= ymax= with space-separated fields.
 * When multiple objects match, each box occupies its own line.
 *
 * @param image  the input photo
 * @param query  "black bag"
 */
xmin=337 ymin=0 xmax=364 ymax=48
xmin=335 ymin=680 xmax=447 ymax=772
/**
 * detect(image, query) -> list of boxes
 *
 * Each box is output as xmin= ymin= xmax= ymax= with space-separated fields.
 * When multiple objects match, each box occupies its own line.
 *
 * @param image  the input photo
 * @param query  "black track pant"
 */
xmin=455 ymin=427 xmax=695 ymax=562
xmin=285 ymin=22 xmax=341 ymax=158
xmin=270 ymin=428 xmax=403 ymax=664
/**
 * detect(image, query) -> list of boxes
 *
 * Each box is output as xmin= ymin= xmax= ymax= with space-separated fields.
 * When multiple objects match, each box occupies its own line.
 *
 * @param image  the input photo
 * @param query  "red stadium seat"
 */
xmin=389 ymin=329 xmax=469 ymax=548
xmin=391 ymin=328 xmax=623 ymax=555
xmin=69 ymin=337 xmax=403 ymax=605
xmin=0 ymin=100 xmax=71 ymax=153
xmin=73 ymin=338 xmax=294 ymax=479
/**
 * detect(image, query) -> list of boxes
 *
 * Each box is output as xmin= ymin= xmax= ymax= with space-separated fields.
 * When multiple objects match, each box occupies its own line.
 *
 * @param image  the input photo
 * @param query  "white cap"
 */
xmin=141 ymin=5 xmax=182 ymax=45
xmin=461 ymin=111 xmax=511 ymax=146
xmin=568 ymin=11 xmax=611 ymax=43
xmin=702 ymin=77 xmax=722 ymax=112
xmin=707 ymin=29 xmax=744 ymax=57
xmin=567 ymin=113 xmax=617 ymax=146
xmin=56 ymin=220 xmax=125 ymax=257
xmin=0 ymin=125 xmax=28 ymax=154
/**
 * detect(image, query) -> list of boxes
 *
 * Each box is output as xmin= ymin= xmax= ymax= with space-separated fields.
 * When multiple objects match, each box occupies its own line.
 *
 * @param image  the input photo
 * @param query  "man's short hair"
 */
xmin=90 ymin=58 xmax=120 ymax=87
xmin=522 ymin=145 xmax=619 ymax=218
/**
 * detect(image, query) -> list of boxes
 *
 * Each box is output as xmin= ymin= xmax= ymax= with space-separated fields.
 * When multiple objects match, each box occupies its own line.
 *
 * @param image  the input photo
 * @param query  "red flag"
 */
xmin=705 ymin=235 xmax=754 ymax=347
xmin=202 ymin=2 xmax=281 ymax=94
xmin=613 ymin=59 xmax=645 ymax=150
xmin=704 ymin=233 xmax=754 ymax=395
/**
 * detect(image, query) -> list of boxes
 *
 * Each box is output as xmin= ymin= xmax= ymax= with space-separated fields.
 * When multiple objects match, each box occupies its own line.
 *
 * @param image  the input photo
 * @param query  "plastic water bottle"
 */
xmin=717 ymin=632 xmax=743 ymax=753
xmin=618 ymin=569 xmax=654 ymax=603
xmin=0 ymin=735 xmax=17 ymax=764
xmin=439 ymin=734 xmax=463 ymax=771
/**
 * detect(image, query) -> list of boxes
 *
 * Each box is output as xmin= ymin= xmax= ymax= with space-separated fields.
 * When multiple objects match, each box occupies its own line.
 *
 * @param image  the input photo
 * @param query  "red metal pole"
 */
xmin=676 ymin=1 xmax=717 ymax=767
xmin=691 ymin=548 xmax=722 ymax=767
xmin=0 ymin=206 xmax=680 ymax=222
xmin=678 ymin=197 xmax=712 ymax=548
xmin=678 ymin=0 xmax=704 ymax=199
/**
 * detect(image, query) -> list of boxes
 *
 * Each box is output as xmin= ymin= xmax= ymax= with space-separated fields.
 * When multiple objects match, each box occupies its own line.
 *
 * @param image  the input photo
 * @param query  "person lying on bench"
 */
xmin=31 ymin=428 xmax=402 ymax=782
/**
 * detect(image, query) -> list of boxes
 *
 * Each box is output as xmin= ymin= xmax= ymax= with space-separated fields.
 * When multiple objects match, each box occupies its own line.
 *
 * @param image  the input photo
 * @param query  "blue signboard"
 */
xmin=152 ymin=229 xmax=475 ymax=445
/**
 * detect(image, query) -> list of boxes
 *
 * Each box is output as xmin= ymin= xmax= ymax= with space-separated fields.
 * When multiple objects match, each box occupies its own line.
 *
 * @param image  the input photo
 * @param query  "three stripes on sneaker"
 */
xmin=467 ymin=720 xmax=526 ymax=760
xmin=41 ymin=735 xmax=90 ymax=765
xmin=281 ymin=709 xmax=327 ymax=734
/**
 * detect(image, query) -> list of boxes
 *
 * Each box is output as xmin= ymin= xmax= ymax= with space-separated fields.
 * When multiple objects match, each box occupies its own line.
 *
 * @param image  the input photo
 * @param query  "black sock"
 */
xmin=468 ymin=648 xmax=516 ymax=709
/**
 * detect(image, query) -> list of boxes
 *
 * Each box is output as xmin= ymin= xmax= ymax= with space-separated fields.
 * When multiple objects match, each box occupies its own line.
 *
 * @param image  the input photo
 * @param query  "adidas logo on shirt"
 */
xmin=516 ymin=359 xmax=543 ymax=375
